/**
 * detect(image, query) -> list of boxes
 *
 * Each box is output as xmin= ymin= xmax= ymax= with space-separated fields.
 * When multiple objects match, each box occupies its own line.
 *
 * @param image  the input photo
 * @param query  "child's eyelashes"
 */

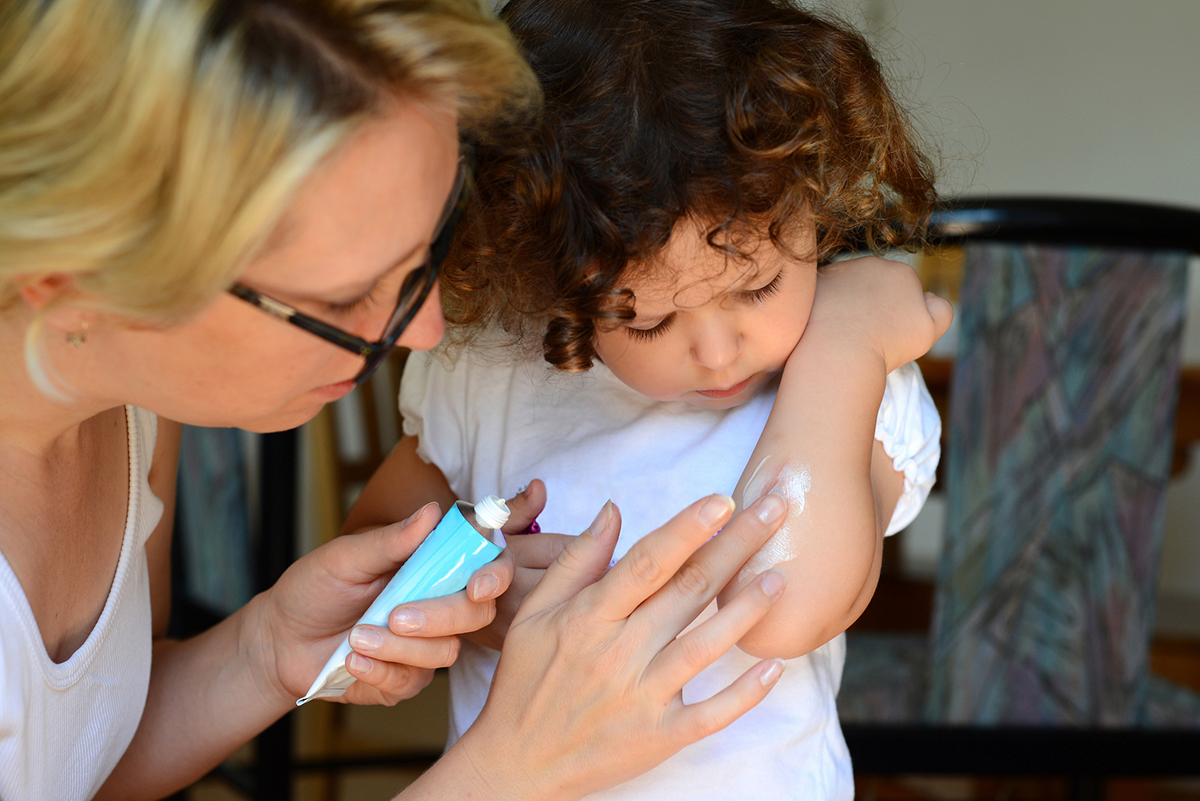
xmin=738 ymin=270 xmax=784 ymax=305
xmin=623 ymin=269 xmax=784 ymax=342
xmin=626 ymin=313 xmax=676 ymax=342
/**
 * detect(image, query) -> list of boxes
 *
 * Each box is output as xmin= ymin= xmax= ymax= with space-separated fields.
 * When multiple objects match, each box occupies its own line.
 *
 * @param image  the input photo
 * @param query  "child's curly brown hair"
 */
xmin=440 ymin=0 xmax=937 ymax=372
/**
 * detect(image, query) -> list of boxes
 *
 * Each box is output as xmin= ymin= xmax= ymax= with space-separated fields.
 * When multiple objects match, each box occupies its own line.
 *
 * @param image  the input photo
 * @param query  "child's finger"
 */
xmin=925 ymin=292 xmax=954 ymax=340
xmin=504 ymin=531 xmax=574 ymax=569
xmin=501 ymin=479 xmax=547 ymax=535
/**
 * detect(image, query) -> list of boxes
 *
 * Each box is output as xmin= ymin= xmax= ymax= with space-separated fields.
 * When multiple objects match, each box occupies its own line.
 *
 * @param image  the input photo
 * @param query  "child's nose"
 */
xmin=690 ymin=322 xmax=741 ymax=371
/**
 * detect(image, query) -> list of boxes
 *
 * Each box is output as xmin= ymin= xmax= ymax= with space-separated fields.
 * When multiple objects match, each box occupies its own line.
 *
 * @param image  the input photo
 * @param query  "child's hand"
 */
xmin=467 ymin=479 xmax=575 ymax=651
xmin=808 ymin=256 xmax=952 ymax=372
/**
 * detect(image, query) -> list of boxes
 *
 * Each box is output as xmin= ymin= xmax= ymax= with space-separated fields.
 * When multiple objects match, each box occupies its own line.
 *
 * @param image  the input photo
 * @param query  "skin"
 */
xmin=348 ymin=215 xmax=953 ymax=661
xmin=592 ymin=219 xmax=816 ymax=411
xmin=587 ymin=221 xmax=952 ymax=659
xmin=718 ymin=256 xmax=954 ymax=658
xmin=419 ymin=493 xmax=790 ymax=800
xmin=1 ymin=97 xmax=790 ymax=800
xmin=346 ymin=219 xmax=819 ymax=648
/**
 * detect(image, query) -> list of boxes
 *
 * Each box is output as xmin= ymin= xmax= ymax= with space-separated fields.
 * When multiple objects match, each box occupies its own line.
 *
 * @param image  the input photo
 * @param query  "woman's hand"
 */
xmin=466 ymin=479 xmax=576 ymax=651
xmin=258 ymin=503 xmax=514 ymax=706
xmin=437 ymin=493 xmax=790 ymax=801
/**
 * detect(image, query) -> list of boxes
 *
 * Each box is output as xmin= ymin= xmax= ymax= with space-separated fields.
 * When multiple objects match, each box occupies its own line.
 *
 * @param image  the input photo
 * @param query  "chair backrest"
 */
xmin=921 ymin=198 xmax=1198 ymax=726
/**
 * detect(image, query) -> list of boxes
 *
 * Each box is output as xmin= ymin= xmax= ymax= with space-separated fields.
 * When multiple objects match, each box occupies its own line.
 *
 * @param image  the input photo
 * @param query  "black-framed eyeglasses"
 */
xmin=228 ymin=147 xmax=473 ymax=387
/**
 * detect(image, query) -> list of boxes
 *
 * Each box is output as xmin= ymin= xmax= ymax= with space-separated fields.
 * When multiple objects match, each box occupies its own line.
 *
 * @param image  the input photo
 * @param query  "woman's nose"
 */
xmin=396 ymin=281 xmax=446 ymax=352
xmin=689 ymin=320 xmax=741 ymax=371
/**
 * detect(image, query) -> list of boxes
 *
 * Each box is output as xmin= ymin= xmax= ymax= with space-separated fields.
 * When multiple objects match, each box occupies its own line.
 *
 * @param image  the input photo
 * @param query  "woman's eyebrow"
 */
xmin=263 ymin=241 xmax=426 ymax=303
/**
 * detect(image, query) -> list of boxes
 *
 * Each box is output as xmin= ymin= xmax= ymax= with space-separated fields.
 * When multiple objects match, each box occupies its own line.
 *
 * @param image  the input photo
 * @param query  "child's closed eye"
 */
xmin=626 ymin=313 xmax=676 ymax=342
xmin=736 ymin=270 xmax=784 ymax=305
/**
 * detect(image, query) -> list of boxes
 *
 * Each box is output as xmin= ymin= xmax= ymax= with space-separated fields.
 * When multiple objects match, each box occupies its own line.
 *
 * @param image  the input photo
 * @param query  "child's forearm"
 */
xmin=718 ymin=324 xmax=901 ymax=659
xmin=343 ymin=435 xmax=459 ymax=536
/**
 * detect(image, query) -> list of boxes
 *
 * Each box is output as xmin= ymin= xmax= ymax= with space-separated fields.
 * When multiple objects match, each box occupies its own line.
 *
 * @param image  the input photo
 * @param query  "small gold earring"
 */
xmin=66 ymin=320 xmax=88 ymax=347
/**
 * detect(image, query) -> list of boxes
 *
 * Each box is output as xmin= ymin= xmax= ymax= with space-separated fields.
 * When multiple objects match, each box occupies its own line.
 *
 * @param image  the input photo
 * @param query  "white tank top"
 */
xmin=0 ymin=406 xmax=161 ymax=800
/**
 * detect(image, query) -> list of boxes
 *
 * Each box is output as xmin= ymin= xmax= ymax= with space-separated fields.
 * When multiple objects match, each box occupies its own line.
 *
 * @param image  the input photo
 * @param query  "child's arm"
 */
xmin=343 ymin=435 xmax=459 ymax=538
xmin=717 ymin=256 xmax=952 ymax=659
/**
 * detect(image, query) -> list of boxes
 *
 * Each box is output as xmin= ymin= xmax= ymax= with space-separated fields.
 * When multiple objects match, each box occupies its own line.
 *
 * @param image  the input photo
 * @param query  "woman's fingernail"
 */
xmin=586 ymin=501 xmax=613 ymax=537
xmin=471 ymin=574 xmax=500 ymax=601
xmin=402 ymin=501 xmax=437 ymax=528
xmin=347 ymin=653 xmax=373 ymax=674
xmin=349 ymin=626 xmax=383 ymax=652
xmin=390 ymin=608 xmax=425 ymax=633
xmin=760 ymin=569 xmax=787 ymax=599
xmin=755 ymin=493 xmax=787 ymax=524
xmin=699 ymin=495 xmax=735 ymax=527
xmin=760 ymin=658 xmax=785 ymax=687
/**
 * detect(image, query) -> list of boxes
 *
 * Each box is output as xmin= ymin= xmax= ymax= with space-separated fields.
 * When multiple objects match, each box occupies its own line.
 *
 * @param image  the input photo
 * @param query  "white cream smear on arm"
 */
xmin=738 ymin=456 xmax=812 ymax=581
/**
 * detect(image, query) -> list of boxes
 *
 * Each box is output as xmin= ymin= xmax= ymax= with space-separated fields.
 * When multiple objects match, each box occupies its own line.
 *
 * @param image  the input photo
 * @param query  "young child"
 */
xmin=347 ymin=0 xmax=951 ymax=797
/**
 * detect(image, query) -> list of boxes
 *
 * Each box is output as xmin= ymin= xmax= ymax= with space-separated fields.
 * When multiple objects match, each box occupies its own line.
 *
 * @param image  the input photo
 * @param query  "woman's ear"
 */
xmin=16 ymin=273 xmax=93 ymax=333
xmin=16 ymin=272 xmax=74 ymax=310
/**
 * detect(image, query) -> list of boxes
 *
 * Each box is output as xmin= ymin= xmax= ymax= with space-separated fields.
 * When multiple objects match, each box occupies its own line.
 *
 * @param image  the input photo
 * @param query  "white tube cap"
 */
xmin=473 ymin=495 xmax=510 ymax=530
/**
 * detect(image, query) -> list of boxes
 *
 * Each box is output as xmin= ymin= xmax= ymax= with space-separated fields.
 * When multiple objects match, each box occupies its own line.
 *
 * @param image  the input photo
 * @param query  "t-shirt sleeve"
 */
xmin=875 ymin=360 xmax=942 ymax=536
xmin=398 ymin=350 xmax=468 ymax=492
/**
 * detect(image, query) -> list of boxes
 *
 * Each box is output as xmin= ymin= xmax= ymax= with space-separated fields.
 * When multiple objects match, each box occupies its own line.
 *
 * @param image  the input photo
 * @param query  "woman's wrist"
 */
xmin=236 ymin=589 xmax=305 ymax=710
xmin=402 ymin=727 xmax=551 ymax=801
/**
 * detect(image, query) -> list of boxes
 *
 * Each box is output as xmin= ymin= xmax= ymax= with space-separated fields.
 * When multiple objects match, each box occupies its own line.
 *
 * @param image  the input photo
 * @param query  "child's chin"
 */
xmin=694 ymin=394 xmax=754 ymax=410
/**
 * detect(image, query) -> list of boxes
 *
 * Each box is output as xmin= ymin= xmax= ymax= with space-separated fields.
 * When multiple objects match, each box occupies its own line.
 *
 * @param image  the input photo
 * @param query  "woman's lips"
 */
xmin=696 ymin=376 xmax=754 ymax=399
xmin=315 ymin=378 xmax=357 ymax=401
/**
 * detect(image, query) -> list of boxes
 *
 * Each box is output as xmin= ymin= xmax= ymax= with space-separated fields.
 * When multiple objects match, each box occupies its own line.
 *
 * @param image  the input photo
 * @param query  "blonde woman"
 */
xmin=0 ymin=1 xmax=789 ymax=798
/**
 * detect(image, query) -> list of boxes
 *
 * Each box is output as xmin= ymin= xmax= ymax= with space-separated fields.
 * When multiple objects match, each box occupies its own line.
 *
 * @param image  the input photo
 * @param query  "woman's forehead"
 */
xmin=242 ymin=99 xmax=459 ymax=295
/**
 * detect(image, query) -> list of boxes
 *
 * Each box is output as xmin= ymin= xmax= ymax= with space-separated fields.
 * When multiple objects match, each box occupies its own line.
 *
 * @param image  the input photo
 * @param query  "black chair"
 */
xmin=838 ymin=197 xmax=1200 ymax=799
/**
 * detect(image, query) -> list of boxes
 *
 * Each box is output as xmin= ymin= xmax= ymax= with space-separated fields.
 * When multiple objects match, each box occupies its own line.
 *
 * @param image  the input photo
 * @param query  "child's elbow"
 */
xmin=726 ymin=544 xmax=882 ymax=659
xmin=734 ymin=610 xmax=857 ymax=661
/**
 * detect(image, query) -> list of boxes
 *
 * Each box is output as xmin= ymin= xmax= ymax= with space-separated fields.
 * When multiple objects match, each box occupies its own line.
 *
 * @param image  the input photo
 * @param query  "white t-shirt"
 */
xmin=0 ymin=406 xmax=161 ymax=800
xmin=401 ymin=348 xmax=940 ymax=800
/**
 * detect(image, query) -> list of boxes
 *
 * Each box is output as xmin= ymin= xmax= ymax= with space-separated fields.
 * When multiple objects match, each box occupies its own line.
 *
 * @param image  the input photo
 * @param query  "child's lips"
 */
xmin=696 ymin=375 xmax=754 ymax=399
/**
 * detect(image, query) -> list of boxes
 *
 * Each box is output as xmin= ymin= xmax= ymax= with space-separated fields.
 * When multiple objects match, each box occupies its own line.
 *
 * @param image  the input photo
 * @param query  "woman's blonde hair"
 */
xmin=0 ymin=0 xmax=536 ymax=334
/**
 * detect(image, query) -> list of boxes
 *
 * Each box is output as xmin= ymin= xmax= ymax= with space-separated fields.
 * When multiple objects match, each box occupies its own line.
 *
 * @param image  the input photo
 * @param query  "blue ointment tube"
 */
xmin=298 ymin=498 xmax=507 ymax=705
